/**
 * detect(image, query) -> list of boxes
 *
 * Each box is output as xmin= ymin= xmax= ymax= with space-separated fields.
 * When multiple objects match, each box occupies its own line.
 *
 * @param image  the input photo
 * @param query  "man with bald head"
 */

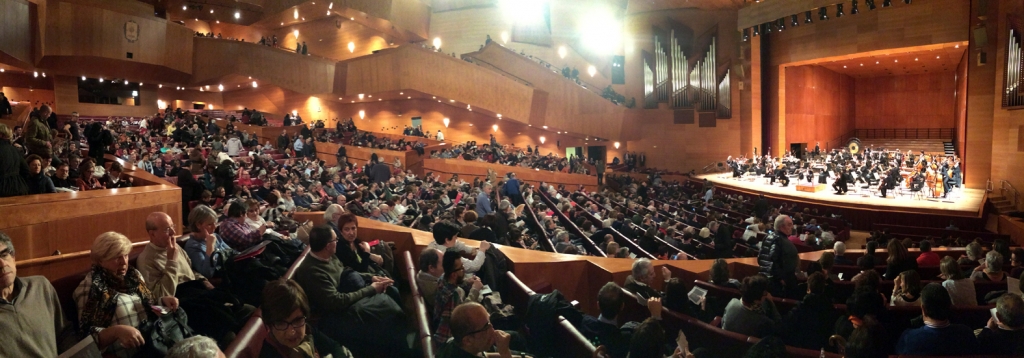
xmin=757 ymin=215 xmax=799 ymax=298
xmin=438 ymin=302 xmax=512 ymax=358
xmin=137 ymin=212 xmax=211 ymax=298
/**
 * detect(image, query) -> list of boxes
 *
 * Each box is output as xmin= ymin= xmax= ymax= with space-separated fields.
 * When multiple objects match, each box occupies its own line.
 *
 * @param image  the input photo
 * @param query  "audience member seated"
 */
xmin=958 ymin=241 xmax=983 ymax=267
xmin=580 ymin=282 xmax=653 ymax=358
xmin=916 ymin=240 xmax=941 ymax=267
xmin=437 ymin=302 xmax=512 ymax=358
xmin=971 ymin=251 xmax=1007 ymax=283
xmin=101 ymin=162 xmax=131 ymax=189
xmin=219 ymin=200 xmax=267 ymax=251
xmin=0 ymin=231 xmax=77 ymax=356
xmin=843 ymin=316 xmax=886 ymax=358
xmin=895 ymin=283 xmax=979 ymax=355
xmin=52 ymin=160 xmax=76 ymax=191
xmin=434 ymin=250 xmax=484 ymax=342
xmin=428 ymin=222 xmax=489 ymax=275
xmin=779 ymin=272 xmax=840 ymax=350
xmin=334 ymin=213 xmax=390 ymax=277
xmin=292 ymin=225 xmax=407 ymax=357
xmin=183 ymin=205 xmax=237 ymax=278
xmin=166 ymin=335 xmax=225 ymax=358
xmin=833 ymin=241 xmax=854 ymax=266
xmin=976 ymin=292 xmax=1024 ymax=356
xmin=417 ymin=248 xmax=444 ymax=306
xmin=624 ymin=258 xmax=672 ymax=300
xmin=24 ymin=154 xmax=55 ymax=194
xmin=722 ymin=275 xmax=780 ymax=338
xmin=259 ymin=279 xmax=353 ymax=358
xmin=74 ymin=232 xmax=180 ymax=358
xmin=1011 ymin=248 xmax=1024 ymax=279
xmin=76 ymin=158 xmax=104 ymax=191
xmin=890 ymin=270 xmax=923 ymax=306
xmin=0 ymin=123 xmax=29 ymax=197
xmin=939 ymin=256 xmax=977 ymax=306
xmin=883 ymin=239 xmax=917 ymax=280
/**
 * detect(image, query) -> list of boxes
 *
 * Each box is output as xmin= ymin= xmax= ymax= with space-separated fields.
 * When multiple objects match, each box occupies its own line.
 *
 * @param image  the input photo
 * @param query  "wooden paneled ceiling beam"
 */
xmin=738 ymin=0 xmax=845 ymax=30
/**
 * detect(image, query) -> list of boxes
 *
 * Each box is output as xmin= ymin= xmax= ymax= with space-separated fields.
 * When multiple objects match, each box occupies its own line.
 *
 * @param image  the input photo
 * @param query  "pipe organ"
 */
xmin=655 ymin=35 xmax=669 ymax=101
xmin=1004 ymin=27 xmax=1024 ymax=108
xmin=669 ymin=29 xmax=689 ymax=108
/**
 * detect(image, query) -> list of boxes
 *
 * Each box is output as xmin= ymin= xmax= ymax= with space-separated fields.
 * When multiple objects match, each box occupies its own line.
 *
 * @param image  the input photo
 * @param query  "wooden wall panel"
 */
xmin=767 ymin=0 xmax=970 ymax=66
xmin=854 ymin=72 xmax=956 ymax=129
xmin=53 ymin=75 xmax=159 ymax=117
xmin=268 ymin=17 xmax=392 ymax=62
xmin=468 ymin=43 xmax=624 ymax=139
xmin=989 ymin=0 xmax=1024 ymax=204
xmin=783 ymin=65 xmax=856 ymax=149
xmin=1 ymin=88 xmax=56 ymax=111
xmin=342 ymin=46 xmax=535 ymax=124
xmin=954 ymin=52 xmax=967 ymax=159
xmin=423 ymin=158 xmax=598 ymax=191
xmin=42 ymin=0 xmax=194 ymax=75
xmin=622 ymin=108 xmax=743 ymax=173
xmin=0 ymin=0 xmax=33 ymax=67
xmin=191 ymin=38 xmax=336 ymax=94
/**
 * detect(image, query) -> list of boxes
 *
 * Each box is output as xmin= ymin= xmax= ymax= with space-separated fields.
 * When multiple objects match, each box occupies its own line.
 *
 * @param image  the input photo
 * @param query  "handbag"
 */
xmin=137 ymin=307 xmax=195 ymax=358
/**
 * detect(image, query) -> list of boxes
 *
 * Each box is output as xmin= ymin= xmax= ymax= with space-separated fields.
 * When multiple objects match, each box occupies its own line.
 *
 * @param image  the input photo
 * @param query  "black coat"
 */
xmin=0 ymin=140 xmax=29 ymax=197
xmin=779 ymin=293 xmax=840 ymax=350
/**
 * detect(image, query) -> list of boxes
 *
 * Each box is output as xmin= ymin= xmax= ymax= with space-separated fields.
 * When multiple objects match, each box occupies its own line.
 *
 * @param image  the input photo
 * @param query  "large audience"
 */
xmin=2 ymin=103 xmax=1023 ymax=358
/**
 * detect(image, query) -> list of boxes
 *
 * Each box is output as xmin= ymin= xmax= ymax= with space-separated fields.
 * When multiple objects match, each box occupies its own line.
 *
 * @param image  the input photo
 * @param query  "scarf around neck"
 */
xmin=79 ymin=265 xmax=154 ymax=331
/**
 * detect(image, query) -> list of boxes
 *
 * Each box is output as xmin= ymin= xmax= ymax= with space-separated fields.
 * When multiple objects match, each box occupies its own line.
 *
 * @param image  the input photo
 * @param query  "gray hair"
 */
xmin=324 ymin=204 xmax=345 ymax=222
xmin=0 ymin=231 xmax=13 ymax=256
xmin=986 ymin=250 xmax=1004 ymax=273
xmin=188 ymin=205 xmax=218 ymax=232
xmin=555 ymin=231 xmax=569 ymax=242
xmin=833 ymin=241 xmax=846 ymax=256
xmin=774 ymin=215 xmax=791 ymax=231
xmin=631 ymin=258 xmax=653 ymax=280
xmin=166 ymin=335 xmax=221 ymax=358
xmin=966 ymin=242 xmax=982 ymax=260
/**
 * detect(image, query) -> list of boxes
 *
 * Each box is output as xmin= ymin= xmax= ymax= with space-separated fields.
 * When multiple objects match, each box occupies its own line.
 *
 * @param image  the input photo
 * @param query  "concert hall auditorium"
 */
xmin=3 ymin=0 xmax=1024 ymax=357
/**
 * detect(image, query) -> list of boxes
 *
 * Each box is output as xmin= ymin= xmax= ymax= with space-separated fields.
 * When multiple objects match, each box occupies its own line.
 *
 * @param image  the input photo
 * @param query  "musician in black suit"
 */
xmin=776 ymin=168 xmax=790 ymax=187
xmin=832 ymin=169 xmax=849 ymax=194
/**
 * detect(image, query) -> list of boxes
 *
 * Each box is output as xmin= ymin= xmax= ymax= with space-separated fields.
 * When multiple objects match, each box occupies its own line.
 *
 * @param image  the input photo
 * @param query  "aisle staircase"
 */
xmin=944 ymin=141 xmax=955 ymax=156
xmin=990 ymin=195 xmax=1017 ymax=215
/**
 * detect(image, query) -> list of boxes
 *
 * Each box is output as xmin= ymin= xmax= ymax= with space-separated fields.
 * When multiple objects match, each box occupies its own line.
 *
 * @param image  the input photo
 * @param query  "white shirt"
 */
xmin=436 ymin=131 xmax=444 ymax=141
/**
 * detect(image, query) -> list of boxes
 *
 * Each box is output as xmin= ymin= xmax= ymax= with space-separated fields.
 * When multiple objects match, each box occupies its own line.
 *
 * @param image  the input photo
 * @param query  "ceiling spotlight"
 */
xmin=805 ymin=10 xmax=813 ymax=23
xmin=497 ymin=114 xmax=502 ymax=118
xmin=866 ymin=0 xmax=877 ymax=10
xmin=132 ymin=90 xmax=138 ymax=97
xmin=904 ymin=0 xmax=911 ymax=4
xmin=159 ymin=84 xmax=162 ymax=88
xmin=408 ymin=97 xmax=411 ymax=99
xmin=99 ymin=78 xmax=104 ymax=82
xmin=843 ymin=65 xmax=847 ymax=68
xmin=399 ymin=92 xmax=404 ymax=95
xmin=235 ymin=12 xmax=240 ymax=19
xmin=876 ymin=61 xmax=879 ymax=64
xmin=33 ymin=71 xmax=38 ymax=78
xmin=450 ymin=99 xmax=455 ymax=102
xmin=742 ymin=28 xmax=750 ymax=42
xmin=791 ymin=14 xmax=800 ymax=27
xmin=294 ymin=9 xmax=299 ymax=19
xmin=210 ymin=9 xmax=213 ymax=13
xmin=915 ymin=58 xmax=918 ymax=61
xmin=851 ymin=0 xmax=860 ymax=14
xmin=252 ymin=81 xmax=258 ymax=88
xmin=329 ymin=2 xmax=333 ymax=9
xmin=752 ymin=25 xmax=759 ymax=37
xmin=40 ymin=72 xmax=46 ymax=77
xmin=883 ymin=0 xmax=892 ymax=7
xmin=777 ymin=18 xmax=785 ymax=31
xmin=955 ymin=44 xmax=959 ymax=49
xmin=542 ymin=125 xmax=548 ymax=129
xmin=937 ymin=56 xmax=940 ymax=59
xmin=836 ymin=4 xmax=844 ymax=17
xmin=218 ymin=84 xmax=224 ymax=91
xmin=124 ymin=80 xmax=129 ymax=85
xmin=894 ymin=59 xmax=898 ymax=63
xmin=818 ymin=7 xmax=828 ymax=20
xmin=182 ymin=5 xmax=187 ymax=10
xmin=358 ymin=94 xmax=364 ymax=100
xmin=81 ymin=76 xmax=86 ymax=80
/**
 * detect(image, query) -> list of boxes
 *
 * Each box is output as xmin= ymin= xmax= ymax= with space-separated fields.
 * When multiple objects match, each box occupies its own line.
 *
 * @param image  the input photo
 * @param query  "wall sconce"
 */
xmin=358 ymin=94 xmax=364 ymax=100
xmin=348 ymin=42 xmax=355 ymax=53
xmin=358 ymin=110 xmax=365 ymax=119
xmin=588 ymin=65 xmax=597 ymax=77
xmin=614 ymin=142 xmax=621 ymax=149
xmin=539 ymin=136 xmax=546 ymax=144
xmin=497 ymin=113 xmax=502 ymax=119
xmin=443 ymin=117 xmax=450 ymax=127
xmin=252 ymin=81 xmax=258 ymax=88
xmin=558 ymin=46 xmax=567 ymax=59
xmin=492 ymin=124 xmax=498 ymax=132
xmin=432 ymin=37 xmax=442 ymax=49
xmin=500 ymin=31 xmax=509 ymax=44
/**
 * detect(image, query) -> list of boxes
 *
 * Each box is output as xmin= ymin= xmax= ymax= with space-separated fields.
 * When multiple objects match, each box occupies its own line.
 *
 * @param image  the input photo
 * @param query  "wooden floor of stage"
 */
xmin=697 ymin=173 xmax=986 ymax=218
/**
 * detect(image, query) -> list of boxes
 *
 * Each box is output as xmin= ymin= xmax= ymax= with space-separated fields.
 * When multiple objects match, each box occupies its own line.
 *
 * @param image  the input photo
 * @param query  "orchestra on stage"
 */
xmin=719 ymin=142 xmax=963 ymax=201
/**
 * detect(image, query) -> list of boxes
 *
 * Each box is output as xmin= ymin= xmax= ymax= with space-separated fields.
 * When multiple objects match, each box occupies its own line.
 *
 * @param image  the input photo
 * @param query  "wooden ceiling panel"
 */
xmin=810 ymin=42 xmax=966 ymax=78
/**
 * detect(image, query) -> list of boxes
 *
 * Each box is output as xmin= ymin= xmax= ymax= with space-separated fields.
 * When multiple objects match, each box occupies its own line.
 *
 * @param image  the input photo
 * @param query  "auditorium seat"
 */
xmin=403 ymin=251 xmax=435 ymax=358
xmin=224 ymin=246 xmax=309 ymax=358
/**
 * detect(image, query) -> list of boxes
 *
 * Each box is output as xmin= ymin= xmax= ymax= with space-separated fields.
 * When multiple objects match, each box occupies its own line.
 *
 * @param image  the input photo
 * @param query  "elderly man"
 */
xmin=417 ymin=248 xmax=445 ymax=305
xmin=25 ymin=104 xmax=53 ymax=165
xmin=757 ymin=215 xmax=799 ymax=298
xmin=833 ymin=241 xmax=854 ymax=266
xmin=0 ymin=231 xmax=77 ymax=356
xmin=476 ymin=184 xmax=494 ymax=217
xmin=624 ymin=258 xmax=672 ymax=300
xmin=437 ymin=302 xmax=512 ymax=358
xmin=977 ymin=293 xmax=1024 ymax=355
xmin=137 ymin=212 xmax=212 ymax=298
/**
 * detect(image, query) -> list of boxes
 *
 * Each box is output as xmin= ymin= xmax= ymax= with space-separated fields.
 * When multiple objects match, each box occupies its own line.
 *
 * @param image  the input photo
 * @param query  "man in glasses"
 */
xmin=138 ymin=211 xmax=212 ymax=298
xmin=439 ymin=302 xmax=512 ymax=358
xmin=434 ymin=250 xmax=484 ymax=342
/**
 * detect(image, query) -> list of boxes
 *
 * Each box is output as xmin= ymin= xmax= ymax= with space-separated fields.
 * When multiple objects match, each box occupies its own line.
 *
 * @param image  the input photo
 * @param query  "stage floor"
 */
xmin=697 ymin=173 xmax=985 ymax=218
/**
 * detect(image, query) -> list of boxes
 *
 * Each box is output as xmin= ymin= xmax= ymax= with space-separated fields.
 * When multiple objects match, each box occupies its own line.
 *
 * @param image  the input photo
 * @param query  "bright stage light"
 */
xmin=500 ymin=0 xmax=548 ymax=25
xmin=579 ymin=8 xmax=622 ymax=55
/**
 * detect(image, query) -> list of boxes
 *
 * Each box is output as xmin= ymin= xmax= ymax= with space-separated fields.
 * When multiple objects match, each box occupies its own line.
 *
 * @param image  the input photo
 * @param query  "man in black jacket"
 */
xmin=579 ymin=282 xmax=659 ymax=358
xmin=758 ymin=215 xmax=798 ymax=298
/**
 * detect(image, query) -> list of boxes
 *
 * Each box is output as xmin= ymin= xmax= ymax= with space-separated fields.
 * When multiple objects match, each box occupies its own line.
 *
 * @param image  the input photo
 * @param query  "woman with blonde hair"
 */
xmin=74 ymin=232 xmax=180 ymax=357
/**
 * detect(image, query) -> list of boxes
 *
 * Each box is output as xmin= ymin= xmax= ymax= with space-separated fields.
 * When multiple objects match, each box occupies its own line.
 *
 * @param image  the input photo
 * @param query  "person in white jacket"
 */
xmin=436 ymin=130 xmax=444 ymax=141
xmin=225 ymin=135 xmax=242 ymax=156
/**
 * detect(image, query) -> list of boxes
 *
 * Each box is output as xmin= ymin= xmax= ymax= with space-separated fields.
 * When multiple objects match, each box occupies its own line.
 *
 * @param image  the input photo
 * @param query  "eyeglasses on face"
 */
xmin=270 ymin=316 xmax=307 ymax=331
xmin=465 ymin=322 xmax=492 ymax=337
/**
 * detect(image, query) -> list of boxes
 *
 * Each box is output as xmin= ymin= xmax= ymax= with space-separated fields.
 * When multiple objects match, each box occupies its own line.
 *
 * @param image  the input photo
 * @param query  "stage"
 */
xmin=697 ymin=173 xmax=986 ymax=224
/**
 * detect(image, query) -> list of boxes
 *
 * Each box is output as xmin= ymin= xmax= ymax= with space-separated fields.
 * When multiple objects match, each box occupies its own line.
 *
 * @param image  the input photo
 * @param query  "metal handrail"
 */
xmin=461 ymin=57 xmax=534 ymax=87
xmin=1001 ymin=180 xmax=1020 ymax=209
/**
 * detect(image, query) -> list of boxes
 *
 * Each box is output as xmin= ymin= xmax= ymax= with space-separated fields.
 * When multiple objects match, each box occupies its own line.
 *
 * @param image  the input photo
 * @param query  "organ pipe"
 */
xmin=1005 ymin=29 xmax=1023 ymax=108
xmin=670 ymin=29 xmax=689 ymax=108
xmin=644 ymin=58 xmax=657 ymax=108
xmin=718 ymin=70 xmax=732 ymax=118
xmin=655 ymin=35 xmax=669 ymax=101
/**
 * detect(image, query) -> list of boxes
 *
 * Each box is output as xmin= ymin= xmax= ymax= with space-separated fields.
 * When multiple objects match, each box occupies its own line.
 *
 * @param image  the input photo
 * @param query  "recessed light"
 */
xmin=183 ymin=5 xmax=187 ymax=10
xmin=860 ymin=64 xmax=863 ymax=66
xmin=408 ymin=97 xmax=411 ymax=99
xmin=450 ymin=99 xmax=455 ymax=102
xmin=843 ymin=65 xmax=847 ymax=68
xmin=876 ymin=61 xmax=879 ymax=64
xmin=894 ymin=59 xmax=898 ymax=63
